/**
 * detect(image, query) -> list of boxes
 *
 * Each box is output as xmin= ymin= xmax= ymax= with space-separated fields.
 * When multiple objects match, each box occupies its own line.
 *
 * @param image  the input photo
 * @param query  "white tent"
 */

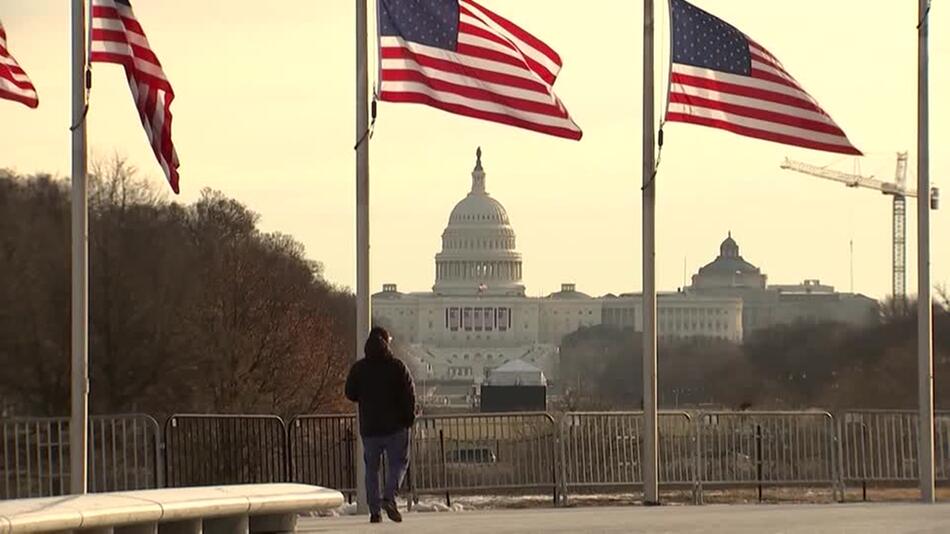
xmin=486 ymin=359 xmax=546 ymax=387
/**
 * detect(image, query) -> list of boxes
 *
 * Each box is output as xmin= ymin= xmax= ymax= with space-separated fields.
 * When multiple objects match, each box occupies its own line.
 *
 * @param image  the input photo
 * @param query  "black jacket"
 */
xmin=345 ymin=354 xmax=416 ymax=437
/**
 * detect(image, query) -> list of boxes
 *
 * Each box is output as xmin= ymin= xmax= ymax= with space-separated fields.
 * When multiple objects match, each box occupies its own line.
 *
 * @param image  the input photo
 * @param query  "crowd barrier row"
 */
xmin=2 ymin=410 xmax=948 ymax=503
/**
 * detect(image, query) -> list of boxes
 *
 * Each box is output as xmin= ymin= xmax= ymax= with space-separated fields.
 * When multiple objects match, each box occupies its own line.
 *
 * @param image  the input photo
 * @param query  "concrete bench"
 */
xmin=0 ymin=483 xmax=343 ymax=533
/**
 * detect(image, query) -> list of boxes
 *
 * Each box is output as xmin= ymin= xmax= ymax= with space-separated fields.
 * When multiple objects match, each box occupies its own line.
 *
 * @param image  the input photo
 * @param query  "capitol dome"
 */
xmin=448 ymin=194 xmax=510 ymax=226
xmin=433 ymin=148 xmax=525 ymax=297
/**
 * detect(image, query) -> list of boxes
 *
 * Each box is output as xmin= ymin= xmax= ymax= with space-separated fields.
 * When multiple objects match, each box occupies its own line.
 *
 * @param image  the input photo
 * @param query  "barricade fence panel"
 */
xmin=1 ymin=414 xmax=160 ymax=500
xmin=164 ymin=414 xmax=286 ymax=488
xmin=695 ymin=412 xmax=836 ymax=488
xmin=558 ymin=412 xmax=694 ymax=491
xmin=288 ymin=415 xmax=357 ymax=496
xmin=88 ymin=415 xmax=163 ymax=493
xmin=940 ymin=414 xmax=950 ymax=482
xmin=411 ymin=413 xmax=557 ymax=495
xmin=838 ymin=410 xmax=950 ymax=484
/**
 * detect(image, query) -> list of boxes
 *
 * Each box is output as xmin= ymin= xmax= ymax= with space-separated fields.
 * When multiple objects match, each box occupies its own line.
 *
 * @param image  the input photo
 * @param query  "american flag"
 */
xmin=90 ymin=0 xmax=180 ymax=193
xmin=378 ymin=0 xmax=582 ymax=140
xmin=0 ymin=20 xmax=39 ymax=108
xmin=666 ymin=0 xmax=860 ymax=155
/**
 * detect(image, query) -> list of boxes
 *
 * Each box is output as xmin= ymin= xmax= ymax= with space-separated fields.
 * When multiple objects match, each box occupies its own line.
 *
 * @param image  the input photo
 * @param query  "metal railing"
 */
xmin=288 ymin=415 xmax=357 ymax=498
xmin=1 ymin=414 xmax=160 ymax=499
xmin=164 ymin=414 xmax=287 ymax=488
xmin=558 ymin=412 xmax=694 ymax=500
xmin=410 ymin=413 xmax=558 ymax=503
xmin=694 ymin=411 xmax=837 ymax=500
xmin=939 ymin=415 xmax=950 ymax=482
xmin=837 ymin=410 xmax=950 ymax=489
xmin=5 ymin=409 xmax=949 ymax=504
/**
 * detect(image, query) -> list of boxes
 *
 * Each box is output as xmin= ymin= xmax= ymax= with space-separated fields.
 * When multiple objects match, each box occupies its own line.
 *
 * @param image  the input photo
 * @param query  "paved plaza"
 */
xmin=299 ymin=502 xmax=950 ymax=533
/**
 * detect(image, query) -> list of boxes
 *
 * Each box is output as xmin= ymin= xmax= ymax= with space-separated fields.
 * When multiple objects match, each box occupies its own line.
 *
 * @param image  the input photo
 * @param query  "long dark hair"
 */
xmin=364 ymin=326 xmax=393 ymax=359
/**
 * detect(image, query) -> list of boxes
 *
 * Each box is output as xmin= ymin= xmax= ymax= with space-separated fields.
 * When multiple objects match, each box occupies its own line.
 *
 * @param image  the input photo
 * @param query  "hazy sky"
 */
xmin=1 ymin=1 xmax=946 ymax=300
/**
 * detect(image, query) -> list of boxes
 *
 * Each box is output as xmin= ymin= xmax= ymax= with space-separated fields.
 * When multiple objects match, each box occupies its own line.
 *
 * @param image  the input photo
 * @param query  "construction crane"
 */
xmin=780 ymin=152 xmax=939 ymax=301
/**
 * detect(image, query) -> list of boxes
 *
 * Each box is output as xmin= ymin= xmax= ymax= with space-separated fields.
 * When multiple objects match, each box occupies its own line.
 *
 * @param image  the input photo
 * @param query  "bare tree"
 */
xmin=1 ymin=164 xmax=354 ymax=417
xmin=937 ymin=284 xmax=949 ymax=310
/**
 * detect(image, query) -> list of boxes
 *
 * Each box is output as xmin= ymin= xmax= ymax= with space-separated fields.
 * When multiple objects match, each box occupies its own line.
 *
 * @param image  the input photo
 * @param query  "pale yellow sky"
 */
xmin=1 ymin=1 xmax=946 ymax=300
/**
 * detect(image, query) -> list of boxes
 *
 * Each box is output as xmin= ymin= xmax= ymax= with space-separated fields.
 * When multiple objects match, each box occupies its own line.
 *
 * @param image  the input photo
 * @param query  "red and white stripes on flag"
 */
xmin=90 ymin=0 xmax=180 ymax=193
xmin=378 ymin=0 xmax=582 ymax=140
xmin=666 ymin=0 xmax=860 ymax=155
xmin=0 ymin=20 xmax=39 ymax=108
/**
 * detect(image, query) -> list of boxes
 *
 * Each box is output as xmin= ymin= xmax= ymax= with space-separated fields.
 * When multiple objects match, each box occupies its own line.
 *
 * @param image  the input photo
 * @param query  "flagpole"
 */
xmin=355 ymin=0 xmax=370 ymax=514
xmin=69 ymin=0 xmax=89 ymax=496
xmin=642 ymin=0 xmax=659 ymax=505
xmin=916 ymin=0 xmax=934 ymax=504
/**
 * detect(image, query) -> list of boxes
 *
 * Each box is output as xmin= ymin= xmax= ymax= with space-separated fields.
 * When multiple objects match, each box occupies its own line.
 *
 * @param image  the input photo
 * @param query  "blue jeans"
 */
xmin=362 ymin=428 xmax=410 ymax=514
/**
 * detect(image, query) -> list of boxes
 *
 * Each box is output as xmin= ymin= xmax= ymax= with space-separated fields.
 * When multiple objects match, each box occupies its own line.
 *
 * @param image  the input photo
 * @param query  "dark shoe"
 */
xmin=381 ymin=499 xmax=403 ymax=522
xmin=370 ymin=513 xmax=382 ymax=523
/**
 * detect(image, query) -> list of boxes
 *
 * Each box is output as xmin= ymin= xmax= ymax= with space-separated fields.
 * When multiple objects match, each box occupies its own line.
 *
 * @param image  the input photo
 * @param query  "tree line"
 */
xmin=559 ymin=296 xmax=950 ymax=411
xmin=4 ymin=159 xmax=947 ymax=418
xmin=0 ymin=160 xmax=355 ymax=418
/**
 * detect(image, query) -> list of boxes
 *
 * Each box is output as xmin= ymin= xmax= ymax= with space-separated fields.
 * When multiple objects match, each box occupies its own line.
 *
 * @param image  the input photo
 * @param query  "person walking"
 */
xmin=345 ymin=326 xmax=416 ymax=523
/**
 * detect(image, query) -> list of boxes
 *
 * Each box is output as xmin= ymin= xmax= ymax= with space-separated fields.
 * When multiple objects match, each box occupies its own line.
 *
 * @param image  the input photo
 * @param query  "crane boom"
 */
xmin=780 ymin=157 xmax=917 ymax=197
xmin=779 ymin=152 xmax=913 ymax=302
xmin=780 ymin=152 xmax=936 ymax=303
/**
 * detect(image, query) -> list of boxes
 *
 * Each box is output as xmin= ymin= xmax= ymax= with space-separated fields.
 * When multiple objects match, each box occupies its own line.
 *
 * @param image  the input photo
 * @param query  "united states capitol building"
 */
xmin=373 ymin=149 xmax=878 ymax=387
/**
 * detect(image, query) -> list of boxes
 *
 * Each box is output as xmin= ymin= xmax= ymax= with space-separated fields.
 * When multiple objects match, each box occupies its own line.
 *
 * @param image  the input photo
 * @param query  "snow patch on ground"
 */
xmin=410 ymin=501 xmax=465 ymax=513
xmin=307 ymin=499 xmax=466 ymax=518
xmin=308 ymin=502 xmax=359 ymax=518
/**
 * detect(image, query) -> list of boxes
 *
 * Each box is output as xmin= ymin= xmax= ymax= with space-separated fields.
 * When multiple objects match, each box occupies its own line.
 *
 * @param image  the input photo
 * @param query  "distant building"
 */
xmin=373 ymin=149 xmax=744 ymax=392
xmin=374 ymin=150 xmax=879 ymax=392
xmin=687 ymin=233 xmax=879 ymax=332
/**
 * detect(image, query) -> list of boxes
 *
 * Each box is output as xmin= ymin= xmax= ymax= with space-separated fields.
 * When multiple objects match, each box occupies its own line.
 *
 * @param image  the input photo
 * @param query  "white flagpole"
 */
xmin=642 ymin=0 xmax=659 ymax=505
xmin=916 ymin=0 xmax=934 ymax=504
xmin=355 ymin=0 xmax=370 ymax=514
xmin=69 ymin=0 xmax=89 ymax=495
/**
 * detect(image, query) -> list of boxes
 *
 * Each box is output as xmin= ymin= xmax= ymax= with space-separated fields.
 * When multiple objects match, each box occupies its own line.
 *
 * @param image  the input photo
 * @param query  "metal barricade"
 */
xmin=558 ymin=412 xmax=694 ymax=502
xmin=288 ymin=415 xmax=357 ymax=498
xmin=1 ymin=414 xmax=161 ymax=499
xmin=837 ymin=410 xmax=950 ymax=490
xmin=939 ymin=414 xmax=950 ymax=483
xmin=410 ymin=413 xmax=558 ymax=502
xmin=12 ymin=408 xmax=950 ymax=504
xmin=164 ymin=414 xmax=287 ymax=488
xmin=695 ymin=411 xmax=836 ymax=499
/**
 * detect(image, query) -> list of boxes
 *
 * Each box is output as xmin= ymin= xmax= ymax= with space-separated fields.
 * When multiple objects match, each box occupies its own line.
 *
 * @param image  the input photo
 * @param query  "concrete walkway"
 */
xmin=299 ymin=502 xmax=950 ymax=533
